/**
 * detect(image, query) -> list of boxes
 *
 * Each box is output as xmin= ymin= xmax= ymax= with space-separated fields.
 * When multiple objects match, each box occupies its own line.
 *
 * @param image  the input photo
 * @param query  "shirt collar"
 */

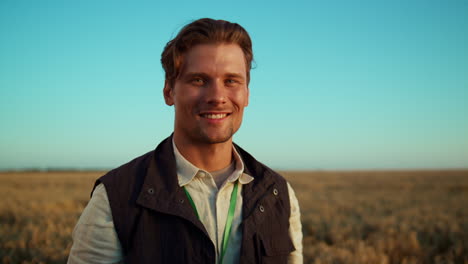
xmin=172 ymin=139 xmax=254 ymax=187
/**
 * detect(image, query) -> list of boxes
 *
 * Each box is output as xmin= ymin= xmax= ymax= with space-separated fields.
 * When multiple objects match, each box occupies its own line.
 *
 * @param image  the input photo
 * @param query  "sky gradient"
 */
xmin=1 ymin=0 xmax=467 ymax=170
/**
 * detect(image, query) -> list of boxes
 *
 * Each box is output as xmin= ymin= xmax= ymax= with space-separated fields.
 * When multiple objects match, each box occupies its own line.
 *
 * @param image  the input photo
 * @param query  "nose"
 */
xmin=205 ymin=79 xmax=226 ymax=105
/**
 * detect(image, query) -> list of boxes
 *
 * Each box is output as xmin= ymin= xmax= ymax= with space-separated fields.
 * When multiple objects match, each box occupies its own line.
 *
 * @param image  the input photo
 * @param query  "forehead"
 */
xmin=180 ymin=43 xmax=247 ymax=77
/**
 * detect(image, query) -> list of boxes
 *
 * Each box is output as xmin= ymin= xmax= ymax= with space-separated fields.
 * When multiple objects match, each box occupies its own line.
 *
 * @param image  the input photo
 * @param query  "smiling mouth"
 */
xmin=200 ymin=113 xmax=230 ymax=119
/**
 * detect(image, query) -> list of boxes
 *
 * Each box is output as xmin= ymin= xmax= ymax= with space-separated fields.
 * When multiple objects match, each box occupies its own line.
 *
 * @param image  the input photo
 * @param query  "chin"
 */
xmin=201 ymin=135 xmax=232 ymax=144
xmin=200 ymin=129 xmax=235 ymax=144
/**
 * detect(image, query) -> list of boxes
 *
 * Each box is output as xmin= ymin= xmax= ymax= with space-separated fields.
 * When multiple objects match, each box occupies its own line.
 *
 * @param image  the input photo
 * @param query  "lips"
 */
xmin=202 ymin=113 xmax=227 ymax=119
xmin=199 ymin=112 xmax=231 ymax=120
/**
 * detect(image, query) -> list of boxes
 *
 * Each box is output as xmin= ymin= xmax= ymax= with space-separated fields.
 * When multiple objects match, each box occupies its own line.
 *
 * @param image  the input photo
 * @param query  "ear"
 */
xmin=244 ymin=86 xmax=250 ymax=107
xmin=163 ymin=81 xmax=174 ymax=106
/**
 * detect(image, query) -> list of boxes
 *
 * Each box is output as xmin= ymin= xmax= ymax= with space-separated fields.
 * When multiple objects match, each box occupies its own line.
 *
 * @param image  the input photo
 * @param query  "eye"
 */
xmin=225 ymin=79 xmax=238 ymax=85
xmin=191 ymin=77 xmax=205 ymax=85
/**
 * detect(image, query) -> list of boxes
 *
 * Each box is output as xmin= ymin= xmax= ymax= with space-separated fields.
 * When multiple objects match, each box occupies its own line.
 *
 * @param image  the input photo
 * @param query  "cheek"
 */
xmin=233 ymin=90 xmax=249 ymax=107
xmin=175 ymin=96 xmax=202 ymax=117
xmin=174 ymin=88 xmax=199 ymax=105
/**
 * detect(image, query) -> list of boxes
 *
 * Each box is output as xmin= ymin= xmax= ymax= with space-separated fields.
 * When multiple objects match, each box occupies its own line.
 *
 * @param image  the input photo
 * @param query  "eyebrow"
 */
xmin=182 ymin=72 xmax=210 ymax=79
xmin=224 ymin=73 xmax=245 ymax=80
xmin=182 ymin=72 xmax=245 ymax=80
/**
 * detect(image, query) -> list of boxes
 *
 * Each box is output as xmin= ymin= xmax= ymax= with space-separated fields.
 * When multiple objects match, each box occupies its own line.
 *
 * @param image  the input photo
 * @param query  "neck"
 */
xmin=173 ymin=134 xmax=233 ymax=172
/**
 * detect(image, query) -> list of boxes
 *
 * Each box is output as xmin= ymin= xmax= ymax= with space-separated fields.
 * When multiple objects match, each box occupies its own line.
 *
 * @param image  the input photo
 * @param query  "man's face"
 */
xmin=164 ymin=43 xmax=249 ymax=145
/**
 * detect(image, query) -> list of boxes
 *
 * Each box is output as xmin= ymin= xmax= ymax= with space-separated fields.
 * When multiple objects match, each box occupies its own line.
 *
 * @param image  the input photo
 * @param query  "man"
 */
xmin=68 ymin=18 xmax=302 ymax=264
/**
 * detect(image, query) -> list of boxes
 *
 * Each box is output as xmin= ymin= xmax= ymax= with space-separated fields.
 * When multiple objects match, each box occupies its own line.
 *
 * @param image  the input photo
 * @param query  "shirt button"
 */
xmin=179 ymin=199 xmax=184 ymax=204
xmin=147 ymin=188 xmax=154 ymax=195
xmin=259 ymin=205 xmax=265 ymax=212
xmin=273 ymin=188 xmax=279 ymax=196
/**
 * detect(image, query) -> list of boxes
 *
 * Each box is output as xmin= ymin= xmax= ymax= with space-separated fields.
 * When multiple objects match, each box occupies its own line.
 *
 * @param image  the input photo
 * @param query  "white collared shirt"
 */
xmin=68 ymin=143 xmax=303 ymax=264
xmin=174 ymin=141 xmax=253 ymax=264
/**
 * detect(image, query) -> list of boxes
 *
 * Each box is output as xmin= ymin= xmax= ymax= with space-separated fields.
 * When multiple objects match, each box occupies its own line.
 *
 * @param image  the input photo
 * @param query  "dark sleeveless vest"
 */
xmin=94 ymin=135 xmax=294 ymax=264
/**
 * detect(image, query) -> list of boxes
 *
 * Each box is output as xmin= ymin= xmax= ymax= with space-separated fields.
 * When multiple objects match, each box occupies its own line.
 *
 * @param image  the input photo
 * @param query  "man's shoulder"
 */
xmin=94 ymin=136 xmax=175 ymax=197
xmin=88 ymin=152 xmax=149 ymax=202
xmin=233 ymin=143 xmax=286 ymax=184
xmin=103 ymin=150 xmax=154 ymax=180
xmin=93 ymin=150 xmax=154 ymax=199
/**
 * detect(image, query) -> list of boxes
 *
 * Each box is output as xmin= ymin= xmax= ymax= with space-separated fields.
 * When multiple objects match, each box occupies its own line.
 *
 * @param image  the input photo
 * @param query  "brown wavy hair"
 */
xmin=161 ymin=18 xmax=253 ymax=88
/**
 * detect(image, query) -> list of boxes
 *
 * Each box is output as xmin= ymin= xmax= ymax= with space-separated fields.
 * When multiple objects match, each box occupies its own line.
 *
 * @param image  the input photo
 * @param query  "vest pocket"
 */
xmin=255 ymin=233 xmax=295 ymax=264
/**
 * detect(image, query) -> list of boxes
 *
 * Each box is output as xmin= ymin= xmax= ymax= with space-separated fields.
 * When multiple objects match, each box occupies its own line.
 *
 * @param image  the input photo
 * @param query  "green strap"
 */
xmin=183 ymin=187 xmax=200 ymax=219
xmin=183 ymin=181 xmax=239 ymax=264
xmin=220 ymin=181 xmax=238 ymax=264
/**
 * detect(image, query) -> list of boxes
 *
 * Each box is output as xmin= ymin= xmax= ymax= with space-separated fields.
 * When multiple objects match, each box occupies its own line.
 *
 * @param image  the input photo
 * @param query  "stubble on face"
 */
xmin=191 ymin=120 xmax=235 ymax=144
xmin=176 ymin=93 xmax=241 ymax=146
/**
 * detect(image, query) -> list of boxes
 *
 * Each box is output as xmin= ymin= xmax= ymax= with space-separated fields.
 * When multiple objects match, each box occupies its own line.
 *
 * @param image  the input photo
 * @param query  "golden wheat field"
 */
xmin=1 ymin=170 xmax=467 ymax=264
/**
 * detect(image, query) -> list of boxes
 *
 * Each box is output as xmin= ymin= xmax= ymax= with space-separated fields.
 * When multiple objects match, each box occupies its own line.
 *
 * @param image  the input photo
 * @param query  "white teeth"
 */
xmin=203 ymin=113 xmax=227 ymax=119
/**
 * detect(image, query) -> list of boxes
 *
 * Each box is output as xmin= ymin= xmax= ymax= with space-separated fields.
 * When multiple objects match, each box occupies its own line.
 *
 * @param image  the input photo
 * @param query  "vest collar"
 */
xmin=135 ymin=134 xmax=280 ymax=236
xmin=135 ymin=135 xmax=208 ymax=237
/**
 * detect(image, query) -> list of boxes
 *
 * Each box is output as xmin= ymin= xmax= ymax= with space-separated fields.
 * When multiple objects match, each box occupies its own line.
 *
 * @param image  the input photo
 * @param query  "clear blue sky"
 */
xmin=1 ymin=0 xmax=467 ymax=170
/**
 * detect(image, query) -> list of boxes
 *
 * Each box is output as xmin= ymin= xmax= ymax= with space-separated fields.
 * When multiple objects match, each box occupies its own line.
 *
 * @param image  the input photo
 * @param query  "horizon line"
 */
xmin=1 ymin=167 xmax=467 ymax=173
